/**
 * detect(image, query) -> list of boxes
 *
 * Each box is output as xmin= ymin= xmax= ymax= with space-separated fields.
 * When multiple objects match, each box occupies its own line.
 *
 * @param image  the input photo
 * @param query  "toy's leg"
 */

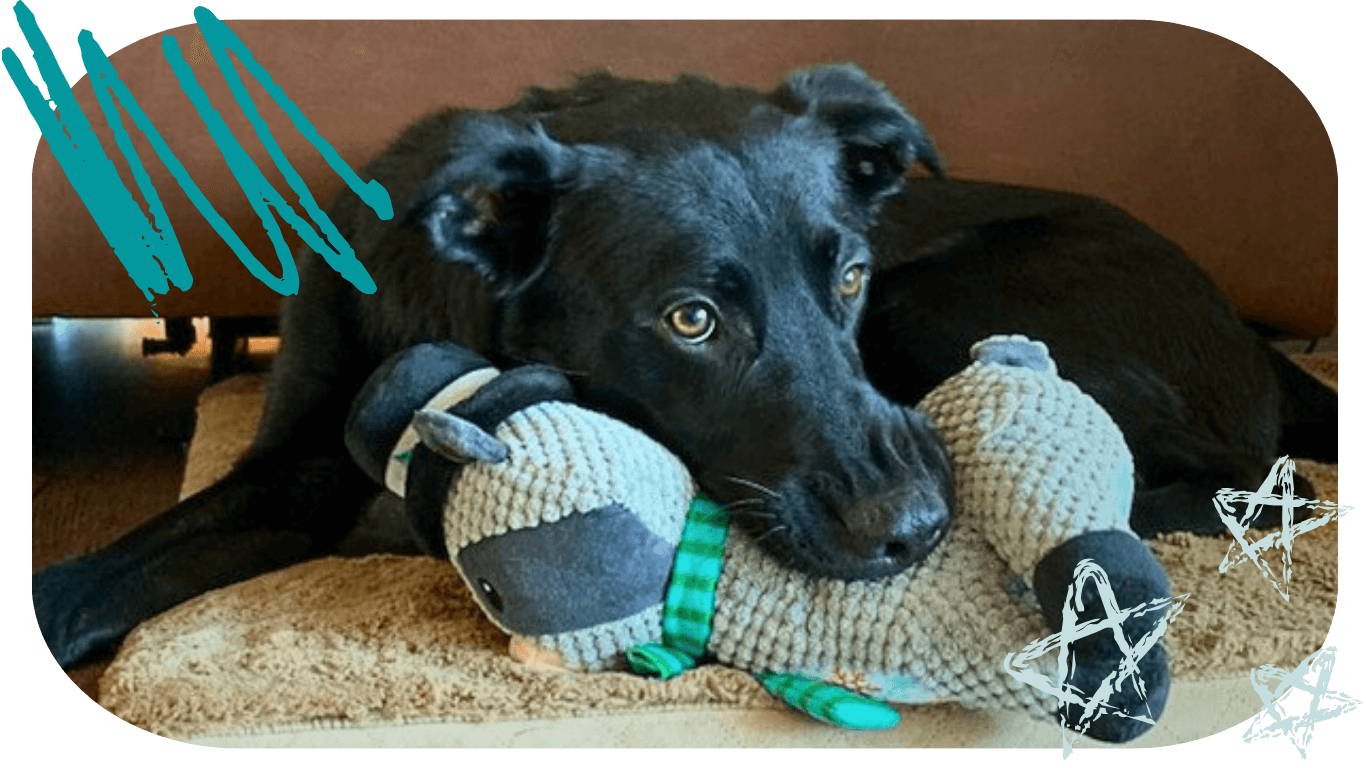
xmin=1033 ymin=530 xmax=1174 ymax=743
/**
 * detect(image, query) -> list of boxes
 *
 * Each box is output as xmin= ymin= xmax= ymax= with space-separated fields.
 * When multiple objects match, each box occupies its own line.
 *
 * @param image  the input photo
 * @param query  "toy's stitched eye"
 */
xmin=837 ymin=263 xmax=869 ymax=300
xmin=477 ymin=577 xmax=503 ymax=612
xmin=666 ymin=300 xmax=717 ymax=343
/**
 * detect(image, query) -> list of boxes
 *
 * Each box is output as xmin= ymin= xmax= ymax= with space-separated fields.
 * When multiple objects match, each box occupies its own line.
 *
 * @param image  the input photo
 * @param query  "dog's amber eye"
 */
xmin=667 ymin=301 xmax=716 ymax=343
xmin=838 ymin=264 xmax=869 ymax=300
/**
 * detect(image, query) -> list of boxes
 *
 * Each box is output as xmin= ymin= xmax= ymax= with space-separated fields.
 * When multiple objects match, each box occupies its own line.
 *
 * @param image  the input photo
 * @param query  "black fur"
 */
xmin=857 ymin=179 xmax=1335 ymax=535
xmin=34 ymin=65 xmax=1335 ymax=688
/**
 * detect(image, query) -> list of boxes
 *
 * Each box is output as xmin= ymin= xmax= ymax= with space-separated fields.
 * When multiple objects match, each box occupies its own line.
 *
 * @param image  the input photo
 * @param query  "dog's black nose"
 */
xmin=838 ymin=491 xmax=951 ymax=577
xmin=721 ymin=479 xmax=954 ymax=582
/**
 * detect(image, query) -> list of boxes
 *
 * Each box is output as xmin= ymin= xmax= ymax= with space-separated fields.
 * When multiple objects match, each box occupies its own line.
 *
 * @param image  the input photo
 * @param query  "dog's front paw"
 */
xmin=32 ymin=557 xmax=121 ymax=669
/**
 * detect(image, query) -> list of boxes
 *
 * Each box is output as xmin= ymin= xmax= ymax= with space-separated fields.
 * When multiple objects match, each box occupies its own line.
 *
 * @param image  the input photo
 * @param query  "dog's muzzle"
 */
xmin=733 ymin=405 xmax=955 ymax=582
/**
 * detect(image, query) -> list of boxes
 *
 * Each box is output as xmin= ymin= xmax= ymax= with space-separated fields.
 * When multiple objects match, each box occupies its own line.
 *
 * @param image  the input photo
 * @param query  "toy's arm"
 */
xmin=1031 ymin=529 xmax=1174 ymax=743
xmin=931 ymin=336 xmax=1174 ymax=741
xmin=928 ymin=335 xmax=1136 ymax=577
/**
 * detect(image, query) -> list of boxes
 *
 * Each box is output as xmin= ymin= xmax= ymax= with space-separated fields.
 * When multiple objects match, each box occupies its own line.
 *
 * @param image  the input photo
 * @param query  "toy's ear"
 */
xmin=970 ymin=335 xmax=1055 ymax=373
xmin=413 ymin=410 xmax=509 ymax=464
xmin=772 ymin=63 xmax=945 ymax=206
xmin=344 ymin=341 xmax=498 ymax=487
xmin=412 ymin=114 xmax=616 ymax=296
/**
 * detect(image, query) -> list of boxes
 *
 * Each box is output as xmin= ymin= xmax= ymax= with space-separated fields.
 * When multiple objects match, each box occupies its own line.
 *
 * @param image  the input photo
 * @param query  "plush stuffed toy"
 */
xmin=345 ymin=335 xmax=1176 ymax=743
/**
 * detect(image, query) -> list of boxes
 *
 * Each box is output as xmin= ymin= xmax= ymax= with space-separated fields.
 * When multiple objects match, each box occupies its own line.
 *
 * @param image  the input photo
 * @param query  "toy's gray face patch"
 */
xmin=456 ymin=503 xmax=674 ymax=635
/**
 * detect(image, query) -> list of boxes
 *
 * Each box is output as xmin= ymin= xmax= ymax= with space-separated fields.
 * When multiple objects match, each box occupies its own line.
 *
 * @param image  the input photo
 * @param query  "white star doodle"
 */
xmin=1243 ymin=647 xmax=1361 ymax=759
xmin=1004 ymin=560 xmax=1189 ymax=758
xmin=1216 ymin=456 xmax=1350 ymax=601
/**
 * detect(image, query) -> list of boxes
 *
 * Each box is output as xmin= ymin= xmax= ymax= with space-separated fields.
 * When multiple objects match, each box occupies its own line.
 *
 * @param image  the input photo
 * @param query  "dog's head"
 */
xmin=409 ymin=64 xmax=953 ymax=581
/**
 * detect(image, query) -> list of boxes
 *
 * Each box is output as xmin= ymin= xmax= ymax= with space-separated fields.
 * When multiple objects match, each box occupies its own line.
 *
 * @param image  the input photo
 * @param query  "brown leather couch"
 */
xmin=31 ymin=20 xmax=1336 ymax=340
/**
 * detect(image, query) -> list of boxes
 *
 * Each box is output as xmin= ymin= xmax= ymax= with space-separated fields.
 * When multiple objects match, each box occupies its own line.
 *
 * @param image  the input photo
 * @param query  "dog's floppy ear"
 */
xmin=412 ymin=115 xmax=607 ymax=295
xmin=772 ymin=63 xmax=945 ymax=203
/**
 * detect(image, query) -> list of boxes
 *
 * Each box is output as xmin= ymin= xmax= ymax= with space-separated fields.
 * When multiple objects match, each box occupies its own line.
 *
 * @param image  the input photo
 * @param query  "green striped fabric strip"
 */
xmin=625 ymin=643 xmax=696 ymax=679
xmin=755 ymin=671 xmax=901 ymax=730
xmin=628 ymin=496 xmax=728 ymax=679
xmin=660 ymin=496 xmax=730 ymax=657
xmin=626 ymin=495 xmax=898 ymax=730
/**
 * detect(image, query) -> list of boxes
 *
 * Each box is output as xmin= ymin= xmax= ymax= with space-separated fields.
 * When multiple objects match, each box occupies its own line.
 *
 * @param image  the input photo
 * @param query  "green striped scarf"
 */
xmin=626 ymin=496 xmax=900 ymax=730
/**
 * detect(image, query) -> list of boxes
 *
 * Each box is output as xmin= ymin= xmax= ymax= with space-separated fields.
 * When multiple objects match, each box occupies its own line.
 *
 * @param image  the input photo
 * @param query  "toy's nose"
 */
xmin=508 ymin=635 xmax=569 ymax=670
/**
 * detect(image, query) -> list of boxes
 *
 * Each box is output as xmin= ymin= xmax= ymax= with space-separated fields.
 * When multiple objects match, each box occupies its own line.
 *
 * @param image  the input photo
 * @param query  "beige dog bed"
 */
xmin=97 ymin=356 xmax=1340 ymax=748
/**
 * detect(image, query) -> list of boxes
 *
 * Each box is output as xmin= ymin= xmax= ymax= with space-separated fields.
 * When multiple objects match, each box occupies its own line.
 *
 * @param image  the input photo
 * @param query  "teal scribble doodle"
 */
xmin=3 ymin=2 xmax=389 ymax=308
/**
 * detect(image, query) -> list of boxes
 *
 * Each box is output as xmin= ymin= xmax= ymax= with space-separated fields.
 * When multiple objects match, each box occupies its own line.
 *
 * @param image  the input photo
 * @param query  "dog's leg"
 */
xmin=34 ymin=263 xmax=383 ymax=669
xmin=32 ymin=450 xmax=376 ymax=669
xmin=861 ymin=190 xmax=1330 ymax=539
xmin=1265 ymin=341 xmax=1338 ymax=464
xmin=1053 ymin=353 xmax=1321 ymax=536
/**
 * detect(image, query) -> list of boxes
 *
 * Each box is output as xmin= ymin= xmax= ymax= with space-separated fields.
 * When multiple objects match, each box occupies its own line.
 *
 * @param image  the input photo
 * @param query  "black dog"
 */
xmin=35 ymin=65 xmax=1335 ymax=731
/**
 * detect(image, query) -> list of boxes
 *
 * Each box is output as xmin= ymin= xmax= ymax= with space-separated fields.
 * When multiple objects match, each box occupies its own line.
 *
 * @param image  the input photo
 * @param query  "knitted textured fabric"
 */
xmin=440 ymin=400 xmax=694 ymax=671
xmin=711 ymin=510 xmax=1057 ymax=713
xmin=528 ymin=603 xmax=667 ymax=672
xmin=345 ymin=342 xmax=697 ymax=672
xmin=442 ymin=401 xmax=694 ymax=551
xmin=361 ymin=336 xmax=1139 ymax=713
xmin=707 ymin=336 xmax=1133 ymax=713
xmin=917 ymin=336 xmax=1135 ymax=578
xmin=627 ymin=498 xmax=904 ymax=730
